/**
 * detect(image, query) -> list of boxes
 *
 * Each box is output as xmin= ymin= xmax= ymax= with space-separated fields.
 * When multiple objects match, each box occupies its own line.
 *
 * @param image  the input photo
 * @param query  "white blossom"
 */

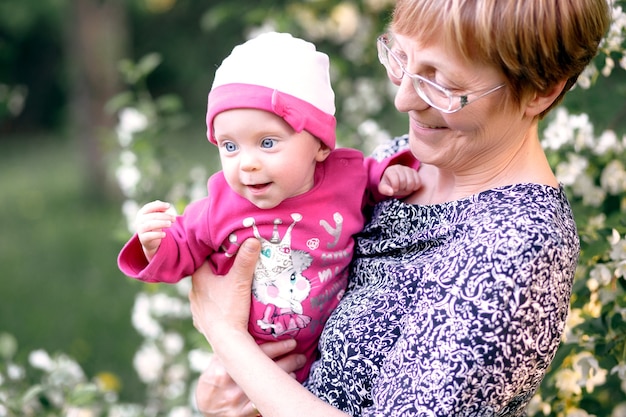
xmin=65 ymin=407 xmax=96 ymax=417
xmin=48 ymin=354 xmax=85 ymax=387
xmin=149 ymin=292 xmax=191 ymax=319
xmin=610 ymin=230 xmax=626 ymax=262
xmin=571 ymin=173 xmax=606 ymax=207
xmin=175 ymin=279 xmax=192 ymax=297
xmin=563 ymin=308 xmax=585 ymax=343
xmin=602 ymin=5 xmax=626 ymax=55
xmin=601 ymin=159 xmax=626 ymax=194
xmin=358 ymin=119 xmax=392 ymax=155
xmin=526 ymin=394 xmax=551 ymax=416
xmin=133 ymin=342 xmax=164 ymax=383
xmin=107 ymin=404 xmax=144 ymax=417
xmin=572 ymin=352 xmax=608 ymax=393
xmin=364 ymin=0 xmax=395 ymax=12
xmin=6 ymin=364 xmax=24 ymax=380
xmin=188 ymin=349 xmax=213 ymax=373
xmin=116 ymin=150 xmax=141 ymax=198
xmin=164 ymin=364 xmax=188 ymax=399
xmin=542 ymin=108 xmax=573 ymax=150
xmin=555 ymin=154 xmax=588 ymax=186
xmin=576 ymin=64 xmax=596 ymax=89
xmin=555 ymin=368 xmax=582 ymax=396
xmin=28 ymin=349 xmax=53 ymax=372
xmin=117 ymin=108 xmax=149 ymax=147
xmin=612 ymin=362 xmax=626 ymax=380
xmin=594 ymin=129 xmax=621 ymax=155
xmin=122 ymin=199 xmax=139 ymax=233
xmin=602 ymin=55 xmax=615 ymax=77
xmin=616 ymin=261 xmax=626 ymax=280
xmin=542 ymin=108 xmax=595 ymax=151
xmin=188 ymin=166 xmax=208 ymax=203
xmin=565 ymin=409 xmax=596 ymax=417
xmin=132 ymin=293 xmax=163 ymax=339
xmin=588 ymin=264 xmax=613 ymax=291
xmin=330 ymin=3 xmax=360 ymax=41
xmin=611 ymin=403 xmax=626 ymax=417
xmin=162 ymin=332 xmax=184 ymax=356
xmin=168 ymin=406 xmax=193 ymax=417
xmin=611 ymin=364 xmax=626 ymax=395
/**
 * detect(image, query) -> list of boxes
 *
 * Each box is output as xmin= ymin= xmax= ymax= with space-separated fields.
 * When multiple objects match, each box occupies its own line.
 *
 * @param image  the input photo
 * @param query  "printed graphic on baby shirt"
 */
xmin=246 ymin=214 xmax=314 ymax=338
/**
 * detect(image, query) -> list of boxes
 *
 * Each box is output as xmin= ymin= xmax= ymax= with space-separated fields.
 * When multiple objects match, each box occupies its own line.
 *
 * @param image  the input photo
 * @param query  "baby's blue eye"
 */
xmin=223 ymin=142 xmax=237 ymax=152
xmin=261 ymin=138 xmax=275 ymax=149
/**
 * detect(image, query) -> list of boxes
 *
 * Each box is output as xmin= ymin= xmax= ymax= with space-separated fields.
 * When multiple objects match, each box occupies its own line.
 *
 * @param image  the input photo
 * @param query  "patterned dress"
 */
xmin=304 ymin=136 xmax=580 ymax=417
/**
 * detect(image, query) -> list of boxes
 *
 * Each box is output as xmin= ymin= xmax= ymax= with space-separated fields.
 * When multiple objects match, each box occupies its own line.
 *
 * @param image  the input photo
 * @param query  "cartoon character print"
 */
xmin=245 ymin=213 xmax=314 ymax=338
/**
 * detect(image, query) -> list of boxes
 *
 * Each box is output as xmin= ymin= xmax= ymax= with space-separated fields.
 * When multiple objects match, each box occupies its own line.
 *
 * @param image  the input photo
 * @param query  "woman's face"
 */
xmin=390 ymin=33 xmax=531 ymax=174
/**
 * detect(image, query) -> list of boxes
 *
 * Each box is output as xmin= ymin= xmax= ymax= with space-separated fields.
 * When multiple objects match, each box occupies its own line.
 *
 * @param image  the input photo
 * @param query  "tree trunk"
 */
xmin=66 ymin=0 xmax=128 ymax=201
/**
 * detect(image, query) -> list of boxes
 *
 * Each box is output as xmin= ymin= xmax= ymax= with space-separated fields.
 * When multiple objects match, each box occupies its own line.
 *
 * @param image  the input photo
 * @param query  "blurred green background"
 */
xmin=1 ymin=0 xmax=625 ymax=404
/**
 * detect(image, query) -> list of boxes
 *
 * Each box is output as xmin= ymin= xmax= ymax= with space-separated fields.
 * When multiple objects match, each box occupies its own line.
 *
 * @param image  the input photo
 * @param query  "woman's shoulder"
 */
xmin=462 ymin=184 xmax=580 ymax=265
xmin=368 ymin=135 xmax=410 ymax=162
xmin=369 ymin=183 xmax=578 ymax=254
xmin=473 ymin=183 xmax=574 ymax=225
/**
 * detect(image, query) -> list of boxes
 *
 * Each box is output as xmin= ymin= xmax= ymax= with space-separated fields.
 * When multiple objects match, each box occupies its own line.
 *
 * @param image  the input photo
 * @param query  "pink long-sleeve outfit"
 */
xmin=118 ymin=147 xmax=417 ymax=381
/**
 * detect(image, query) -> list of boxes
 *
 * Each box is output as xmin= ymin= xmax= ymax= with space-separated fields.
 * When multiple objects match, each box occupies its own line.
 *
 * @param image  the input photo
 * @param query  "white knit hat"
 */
xmin=206 ymin=32 xmax=337 ymax=149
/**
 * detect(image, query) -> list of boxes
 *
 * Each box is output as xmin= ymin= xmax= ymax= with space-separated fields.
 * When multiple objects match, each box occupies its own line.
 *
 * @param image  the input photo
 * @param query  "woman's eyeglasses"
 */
xmin=377 ymin=34 xmax=505 ymax=114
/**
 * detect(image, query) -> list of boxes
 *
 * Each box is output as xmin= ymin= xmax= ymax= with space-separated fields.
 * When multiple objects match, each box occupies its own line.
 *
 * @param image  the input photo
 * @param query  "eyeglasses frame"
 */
xmin=377 ymin=34 xmax=505 ymax=114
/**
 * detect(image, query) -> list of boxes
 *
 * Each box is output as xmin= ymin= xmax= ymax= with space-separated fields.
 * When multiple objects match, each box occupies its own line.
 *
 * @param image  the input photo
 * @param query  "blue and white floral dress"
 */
xmin=304 ymin=136 xmax=580 ymax=417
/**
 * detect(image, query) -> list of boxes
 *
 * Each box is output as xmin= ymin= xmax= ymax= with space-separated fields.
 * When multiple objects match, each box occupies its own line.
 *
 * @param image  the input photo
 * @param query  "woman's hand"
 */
xmin=189 ymin=238 xmax=261 ymax=343
xmin=190 ymin=238 xmax=347 ymax=417
xmin=195 ymin=341 xmax=305 ymax=417
xmin=190 ymin=238 xmax=308 ymax=416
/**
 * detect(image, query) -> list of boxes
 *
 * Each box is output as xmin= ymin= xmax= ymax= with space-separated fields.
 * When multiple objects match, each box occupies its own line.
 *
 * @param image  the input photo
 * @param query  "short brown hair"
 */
xmin=391 ymin=0 xmax=610 ymax=117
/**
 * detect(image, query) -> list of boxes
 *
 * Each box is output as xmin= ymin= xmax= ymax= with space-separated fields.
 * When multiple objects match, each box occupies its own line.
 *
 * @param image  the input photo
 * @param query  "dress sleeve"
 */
xmin=364 ymin=238 xmax=574 ymax=416
xmin=369 ymin=135 xmax=411 ymax=161
xmin=117 ymin=197 xmax=215 ymax=283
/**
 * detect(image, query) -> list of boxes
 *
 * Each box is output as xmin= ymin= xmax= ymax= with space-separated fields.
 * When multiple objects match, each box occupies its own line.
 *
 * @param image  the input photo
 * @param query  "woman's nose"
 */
xmin=394 ymin=76 xmax=429 ymax=113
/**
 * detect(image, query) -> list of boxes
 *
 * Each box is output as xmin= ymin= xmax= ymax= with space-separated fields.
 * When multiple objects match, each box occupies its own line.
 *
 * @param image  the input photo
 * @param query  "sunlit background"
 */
xmin=1 ymin=0 xmax=626 ymax=415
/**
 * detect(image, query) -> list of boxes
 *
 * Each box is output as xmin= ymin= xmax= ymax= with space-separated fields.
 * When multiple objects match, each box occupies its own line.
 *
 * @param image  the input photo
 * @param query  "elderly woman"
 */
xmin=189 ymin=0 xmax=610 ymax=416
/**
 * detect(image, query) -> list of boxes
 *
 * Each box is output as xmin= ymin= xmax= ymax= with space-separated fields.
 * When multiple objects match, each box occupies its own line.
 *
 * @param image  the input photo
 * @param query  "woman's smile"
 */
xmin=410 ymin=116 xmax=448 ymax=133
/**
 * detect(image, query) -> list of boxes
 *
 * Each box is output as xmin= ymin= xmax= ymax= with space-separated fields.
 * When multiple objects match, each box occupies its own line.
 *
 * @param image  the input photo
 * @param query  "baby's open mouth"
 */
xmin=248 ymin=183 xmax=271 ymax=190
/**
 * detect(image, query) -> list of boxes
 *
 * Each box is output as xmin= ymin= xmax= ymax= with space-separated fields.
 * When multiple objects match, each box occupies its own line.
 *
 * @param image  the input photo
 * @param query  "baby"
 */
xmin=118 ymin=32 xmax=420 ymax=382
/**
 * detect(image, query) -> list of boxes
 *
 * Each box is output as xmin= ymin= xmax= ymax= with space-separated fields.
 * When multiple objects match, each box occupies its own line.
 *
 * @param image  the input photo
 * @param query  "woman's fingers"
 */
xmin=195 ymin=355 xmax=257 ymax=417
xmin=189 ymin=239 xmax=261 ymax=338
xmin=259 ymin=340 xmax=306 ymax=377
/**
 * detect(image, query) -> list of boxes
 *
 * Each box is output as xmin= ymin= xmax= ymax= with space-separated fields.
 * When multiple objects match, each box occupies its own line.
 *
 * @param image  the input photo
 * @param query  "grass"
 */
xmin=0 ymin=134 xmax=145 ymax=401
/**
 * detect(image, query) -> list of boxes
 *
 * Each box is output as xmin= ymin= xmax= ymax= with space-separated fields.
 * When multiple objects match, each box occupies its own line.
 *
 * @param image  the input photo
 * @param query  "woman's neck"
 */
xmin=405 ymin=130 xmax=558 ymax=205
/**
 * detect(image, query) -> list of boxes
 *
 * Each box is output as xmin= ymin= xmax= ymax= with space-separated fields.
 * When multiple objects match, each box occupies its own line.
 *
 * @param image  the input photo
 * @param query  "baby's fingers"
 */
xmin=138 ymin=200 xmax=174 ymax=215
xmin=135 ymin=215 xmax=174 ymax=235
xmin=401 ymin=169 xmax=422 ymax=192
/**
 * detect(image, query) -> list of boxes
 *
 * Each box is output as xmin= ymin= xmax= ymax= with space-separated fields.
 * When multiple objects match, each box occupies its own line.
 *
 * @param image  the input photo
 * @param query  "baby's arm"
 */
xmin=135 ymin=200 xmax=177 ymax=261
xmin=378 ymin=164 xmax=421 ymax=197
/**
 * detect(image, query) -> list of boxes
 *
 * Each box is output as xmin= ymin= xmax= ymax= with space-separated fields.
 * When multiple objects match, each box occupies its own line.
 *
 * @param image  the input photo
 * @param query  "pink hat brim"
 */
xmin=206 ymin=84 xmax=336 ymax=150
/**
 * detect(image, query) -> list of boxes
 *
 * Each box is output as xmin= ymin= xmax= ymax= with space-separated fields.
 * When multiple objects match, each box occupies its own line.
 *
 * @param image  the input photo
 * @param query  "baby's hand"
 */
xmin=135 ymin=200 xmax=176 ymax=261
xmin=378 ymin=165 xmax=422 ymax=197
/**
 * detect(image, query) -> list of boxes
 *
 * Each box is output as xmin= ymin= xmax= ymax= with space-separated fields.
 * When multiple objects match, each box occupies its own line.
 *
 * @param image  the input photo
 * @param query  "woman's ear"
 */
xmin=524 ymin=79 xmax=568 ymax=117
xmin=315 ymin=143 xmax=332 ymax=162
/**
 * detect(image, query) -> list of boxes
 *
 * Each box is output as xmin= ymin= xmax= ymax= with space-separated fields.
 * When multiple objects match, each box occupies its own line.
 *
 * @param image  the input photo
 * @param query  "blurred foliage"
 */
xmin=1 ymin=0 xmax=626 ymax=416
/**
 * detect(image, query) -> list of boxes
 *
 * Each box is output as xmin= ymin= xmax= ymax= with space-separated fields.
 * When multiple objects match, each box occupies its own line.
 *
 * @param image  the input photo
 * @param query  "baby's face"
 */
xmin=214 ymin=108 xmax=330 ymax=209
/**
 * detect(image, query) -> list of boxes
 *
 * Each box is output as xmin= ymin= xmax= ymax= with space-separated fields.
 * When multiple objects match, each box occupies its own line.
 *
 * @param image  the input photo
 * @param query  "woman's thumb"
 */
xmin=232 ymin=238 xmax=261 ymax=283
